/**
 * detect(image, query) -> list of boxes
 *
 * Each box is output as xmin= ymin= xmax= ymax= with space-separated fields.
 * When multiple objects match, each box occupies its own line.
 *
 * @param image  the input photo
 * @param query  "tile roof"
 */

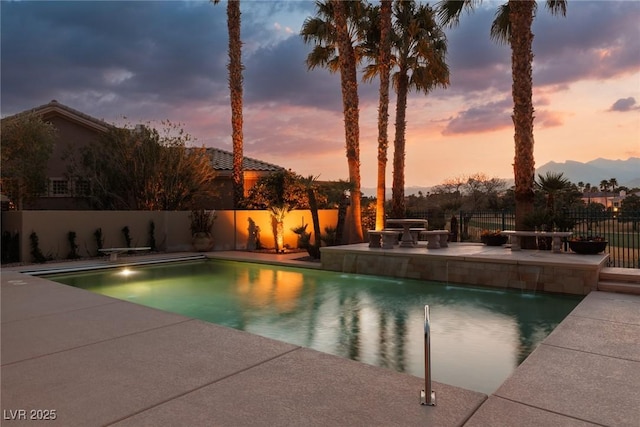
xmin=3 ymin=100 xmax=112 ymax=132
xmin=205 ymin=147 xmax=285 ymax=172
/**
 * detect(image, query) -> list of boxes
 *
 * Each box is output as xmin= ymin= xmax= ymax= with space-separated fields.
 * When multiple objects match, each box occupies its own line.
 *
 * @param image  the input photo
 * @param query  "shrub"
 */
xmin=67 ymin=231 xmax=80 ymax=259
xmin=29 ymin=231 xmax=46 ymax=263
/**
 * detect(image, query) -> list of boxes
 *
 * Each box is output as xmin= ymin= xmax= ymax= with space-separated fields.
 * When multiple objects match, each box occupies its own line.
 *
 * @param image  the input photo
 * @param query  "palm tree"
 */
xmin=609 ymin=178 xmax=618 ymax=193
xmin=300 ymin=175 xmax=322 ymax=258
xmin=536 ymin=171 xmax=570 ymax=215
xmin=366 ymin=1 xmax=449 ymax=218
xmin=301 ymin=0 xmax=367 ymax=242
xmin=375 ymin=0 xmax=392 ymax=230
xmin=213 ymin=0 xmax=244 ymax=208
xmin=392 ymin=1 xmax=449 ymax=218
xmin=437 ymin=0 xmax=567 ymax=231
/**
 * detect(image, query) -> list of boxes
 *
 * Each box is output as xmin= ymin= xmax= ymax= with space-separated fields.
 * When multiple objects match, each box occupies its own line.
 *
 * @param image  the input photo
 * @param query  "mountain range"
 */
xmin=535 ymin=157 xmax=640 ymax=189
xmin=362 ymin=157 xmax=640 ymax=198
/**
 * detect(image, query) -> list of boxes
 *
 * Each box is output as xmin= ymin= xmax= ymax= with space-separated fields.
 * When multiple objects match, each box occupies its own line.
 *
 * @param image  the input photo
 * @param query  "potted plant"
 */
xmin=568 ymin=235 xmax=608 ymax=254
xmin=190 ymin=209 xmax=216 ymax=251
xmin=480 ymin=229 xmax=508 ymax=246
xmin=480 ymin=230 xmax=508 ymax=246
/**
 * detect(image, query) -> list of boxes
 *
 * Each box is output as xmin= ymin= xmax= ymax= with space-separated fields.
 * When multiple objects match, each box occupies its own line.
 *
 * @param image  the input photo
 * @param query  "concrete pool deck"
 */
xmin=2 ymin=249 xmax=639 ymax=426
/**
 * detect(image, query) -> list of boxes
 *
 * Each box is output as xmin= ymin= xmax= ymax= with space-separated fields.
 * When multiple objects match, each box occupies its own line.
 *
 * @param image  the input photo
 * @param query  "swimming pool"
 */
xmin=47 ymin=259 xmax=582 ymax=394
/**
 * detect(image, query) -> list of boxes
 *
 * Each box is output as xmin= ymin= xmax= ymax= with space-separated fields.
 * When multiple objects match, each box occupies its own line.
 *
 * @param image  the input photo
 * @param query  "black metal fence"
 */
xmin=456 ymin=209 xmax=640 ymax=269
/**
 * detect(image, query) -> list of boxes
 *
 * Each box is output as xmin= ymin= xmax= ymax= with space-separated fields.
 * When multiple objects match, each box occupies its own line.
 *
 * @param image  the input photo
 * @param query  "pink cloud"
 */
xmin=441 ymin=98 xmax=512 ymax=135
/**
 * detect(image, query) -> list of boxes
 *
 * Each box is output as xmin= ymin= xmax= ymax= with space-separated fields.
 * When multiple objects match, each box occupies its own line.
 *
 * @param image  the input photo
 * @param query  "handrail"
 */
xmin=420 ymin=305 xmax=436 ymax=406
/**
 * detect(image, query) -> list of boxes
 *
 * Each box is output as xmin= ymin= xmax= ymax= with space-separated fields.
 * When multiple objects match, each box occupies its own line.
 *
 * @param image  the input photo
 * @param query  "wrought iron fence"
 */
xmin=456 ymin=209 xmax=640 ymax=269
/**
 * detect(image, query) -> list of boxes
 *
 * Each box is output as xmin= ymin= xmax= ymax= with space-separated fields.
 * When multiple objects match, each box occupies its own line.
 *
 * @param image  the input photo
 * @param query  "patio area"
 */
xmin=1 ymin=250 xmax=639 ymax=426
xmin=321 ymin=241 xmax=610 ymax=295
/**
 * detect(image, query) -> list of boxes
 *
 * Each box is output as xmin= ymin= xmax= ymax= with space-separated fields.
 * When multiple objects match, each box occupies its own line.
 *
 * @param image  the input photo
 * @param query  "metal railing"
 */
xmin=420 ymin=305 xmax=436 ymax=406
xmin=456 ymin=209 xmax=640 ymax=268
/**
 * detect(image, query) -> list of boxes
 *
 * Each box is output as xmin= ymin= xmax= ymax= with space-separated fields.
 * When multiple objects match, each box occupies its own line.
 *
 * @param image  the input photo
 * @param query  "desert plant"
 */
xmin=67 ymin=231 xmax=80 ymax=259
xmin=148 ymin=221 xmax=157 ymax=251
xmin=292 ymin=224 xmax=312 ymax=249
xmin=322 ymin=225 xmax=338 ymax=247
xmin=94 ymin=228 xmax=104 ymax=255
xmin=1 ymin=231 xmax=20 ymax=263
xmin=190 ymin=209 xmax=216 ymax=235
xmin=122 ymin=226 xmax=132 ymax=248
xmin=29 ymin=231 xmax=46 ymax=263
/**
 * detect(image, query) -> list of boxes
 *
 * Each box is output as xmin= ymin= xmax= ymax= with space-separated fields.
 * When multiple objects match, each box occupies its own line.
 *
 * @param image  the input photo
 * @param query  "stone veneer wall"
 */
xmin=321 ymin=248 xmax=606 ymax=295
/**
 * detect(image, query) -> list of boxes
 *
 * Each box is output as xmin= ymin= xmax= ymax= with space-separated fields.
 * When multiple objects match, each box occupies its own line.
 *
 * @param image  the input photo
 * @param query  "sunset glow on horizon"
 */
xmin=1 ymin=1 xmax=638 ymax=189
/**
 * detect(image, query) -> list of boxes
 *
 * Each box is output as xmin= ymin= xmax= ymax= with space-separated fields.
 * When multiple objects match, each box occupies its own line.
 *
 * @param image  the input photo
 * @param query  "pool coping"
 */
xmin=2 ymin=251 xmax=639 ymax=426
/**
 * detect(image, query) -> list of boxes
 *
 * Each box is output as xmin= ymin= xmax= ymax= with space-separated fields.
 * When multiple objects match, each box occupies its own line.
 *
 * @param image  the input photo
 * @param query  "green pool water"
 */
xmin=47 ymin=259 xmax=582 ymax=394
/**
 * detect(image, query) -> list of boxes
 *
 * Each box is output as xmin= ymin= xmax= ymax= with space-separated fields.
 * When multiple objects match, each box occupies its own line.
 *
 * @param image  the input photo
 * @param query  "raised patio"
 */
xmin=321 ymin=242 xmax=609 ymax=295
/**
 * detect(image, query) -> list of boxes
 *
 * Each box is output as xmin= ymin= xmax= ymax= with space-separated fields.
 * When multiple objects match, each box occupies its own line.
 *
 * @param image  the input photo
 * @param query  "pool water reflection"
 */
xmin=47 ymin=260 xmax=582 ymax=394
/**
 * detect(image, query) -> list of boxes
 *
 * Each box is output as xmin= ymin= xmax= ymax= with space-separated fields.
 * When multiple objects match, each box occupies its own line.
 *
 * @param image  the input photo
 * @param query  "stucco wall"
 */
xmin=1 ymin=210 xmax=338 ymax=263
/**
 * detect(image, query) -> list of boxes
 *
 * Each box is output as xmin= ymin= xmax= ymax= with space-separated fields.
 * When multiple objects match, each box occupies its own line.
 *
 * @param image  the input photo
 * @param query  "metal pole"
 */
xmin=420 ymin=305 xmax=436 ymax=406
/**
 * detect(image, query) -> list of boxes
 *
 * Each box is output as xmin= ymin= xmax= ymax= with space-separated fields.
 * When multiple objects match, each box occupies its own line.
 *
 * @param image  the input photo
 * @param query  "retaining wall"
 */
xmin=2 ymin=209 xmax=338 ymax=263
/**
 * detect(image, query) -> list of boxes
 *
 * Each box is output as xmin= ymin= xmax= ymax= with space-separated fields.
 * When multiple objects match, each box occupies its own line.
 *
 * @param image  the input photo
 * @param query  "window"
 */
xmin=51 ymin=179 xmax=69 ymax=196
xmin=74 ymin=180 xmax=90 ymax=197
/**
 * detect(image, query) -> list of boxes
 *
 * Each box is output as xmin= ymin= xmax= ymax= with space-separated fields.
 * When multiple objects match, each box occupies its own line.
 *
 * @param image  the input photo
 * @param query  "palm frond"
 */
xmin=546 ymin=0 xmax=567 ymax=17
xmin=490 ymin=3 xmax=510 ymax=45
xmin=435 ymin=0 xmax=479 ymax=27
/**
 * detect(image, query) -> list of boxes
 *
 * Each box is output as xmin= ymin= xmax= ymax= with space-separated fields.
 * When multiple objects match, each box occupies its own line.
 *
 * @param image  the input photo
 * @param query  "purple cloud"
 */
xmin=442 ymin=98 xmax=512 ymax=135
xmin=608 ymin=97 xmax=638 ymax=112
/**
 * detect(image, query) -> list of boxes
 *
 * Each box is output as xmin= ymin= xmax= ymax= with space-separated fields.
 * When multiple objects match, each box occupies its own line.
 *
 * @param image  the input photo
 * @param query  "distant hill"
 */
xmin=361 ymin=186 xmax=433 ymax=199
xmin=535 ymin=157 xmax=640 ymax=188
xmin=362 ymin=157 xmax=640 ymax=197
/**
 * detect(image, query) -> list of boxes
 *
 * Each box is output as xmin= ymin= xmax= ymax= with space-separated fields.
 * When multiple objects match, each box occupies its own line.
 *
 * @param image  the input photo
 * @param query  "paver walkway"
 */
xmin=2 ymin=252 xmax=639 ymax=426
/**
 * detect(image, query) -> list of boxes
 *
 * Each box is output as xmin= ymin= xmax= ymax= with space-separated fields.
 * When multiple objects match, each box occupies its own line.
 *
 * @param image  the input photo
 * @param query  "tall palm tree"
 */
xmin=375 ymin=0 xmax=392 ymax=230
xmin=366 ymin=1 xmax=449 ymax=218
xmin=301 ymin=0 xmax=367 ymax=242
xmin=213 ymin=0 xmax=244 ymax=207
xmin=391 ymin=1 xmax=449 ymax=218
xmin=437 ymin=0 xmax=567 ymax=231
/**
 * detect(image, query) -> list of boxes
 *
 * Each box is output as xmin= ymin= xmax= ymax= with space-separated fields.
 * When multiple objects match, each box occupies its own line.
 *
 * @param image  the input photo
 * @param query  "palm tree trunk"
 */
xmin=332 ymin=0 xmax=363 ymax=242
xmin=510 ymin=0 xmax=536 ymax=233
xmin=392 ymin=68 xmax=409 ymax=218
xmin=375 ymin=0 xmax=392 ymax=231
xmin=307 ymin=186 xmax=322 ymax=257
xmin=227 ymin=0 xmax=244 ymax=208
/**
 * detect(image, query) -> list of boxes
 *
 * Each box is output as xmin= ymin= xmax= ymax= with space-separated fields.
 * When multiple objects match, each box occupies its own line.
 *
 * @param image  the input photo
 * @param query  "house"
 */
xmin=581 ymin=190 xmax=640 ymax=213
xmin=1 ymin=100 xmax=285 ymax=210
xmin=204 ymin=147 xmax=285 ymax=209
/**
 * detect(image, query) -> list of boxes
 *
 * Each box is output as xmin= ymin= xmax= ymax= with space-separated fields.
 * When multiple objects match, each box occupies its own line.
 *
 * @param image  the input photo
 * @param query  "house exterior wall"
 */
xmin=19 ymin=114 xmax=275 ymax=211
xmin=21 ymin=114 xmax=103 ymax=210
xmin=2 ymin=209 xmax=338 ymax=263
xmin=203 ymin=171 xmax=268 ymax=210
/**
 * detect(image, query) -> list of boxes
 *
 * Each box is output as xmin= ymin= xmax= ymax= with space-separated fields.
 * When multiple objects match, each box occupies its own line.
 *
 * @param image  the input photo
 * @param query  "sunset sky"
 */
xmin=1 ymin=0 xmax=639 ymax=189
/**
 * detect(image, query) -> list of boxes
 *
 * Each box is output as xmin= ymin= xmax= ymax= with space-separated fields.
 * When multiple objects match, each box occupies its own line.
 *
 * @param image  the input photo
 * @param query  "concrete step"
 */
xmin=599 ymin=267 xmax=640 ymax=284
xmin=597 ymin=280 xmax=640 ymax=295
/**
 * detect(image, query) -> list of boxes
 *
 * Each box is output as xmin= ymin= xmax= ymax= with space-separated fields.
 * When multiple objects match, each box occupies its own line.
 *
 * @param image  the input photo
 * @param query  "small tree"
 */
xmin=73 ymin=121 xmax=217 ymax=210
xmin=269 ymin=204 xmax=290 ymax=253
xmin=1 ymin=113 xmax=57 ymax=209
xmin=300 ymin=175 xmax=322 ymax=258
xmin=244 ymin=170 xmax=308 ymax=209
